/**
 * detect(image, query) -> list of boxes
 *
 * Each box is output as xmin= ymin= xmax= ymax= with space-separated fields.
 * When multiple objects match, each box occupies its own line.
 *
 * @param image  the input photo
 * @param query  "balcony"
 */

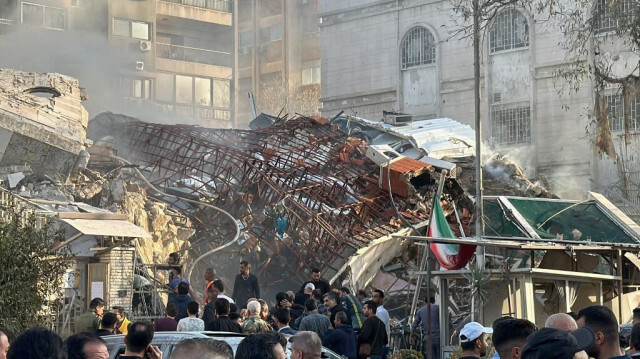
xmin=160 ymin=0 xmax=231 ymax=12
xmin=156 ymin=43 xmax=232 ymax=67
xmin=0 ymin=19 xmax=12 ymax=35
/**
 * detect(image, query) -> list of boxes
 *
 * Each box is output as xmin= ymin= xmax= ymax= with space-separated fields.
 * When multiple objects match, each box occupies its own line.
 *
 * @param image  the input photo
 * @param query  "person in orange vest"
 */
xmin=203 ymin=268 xmax=216 ymax=304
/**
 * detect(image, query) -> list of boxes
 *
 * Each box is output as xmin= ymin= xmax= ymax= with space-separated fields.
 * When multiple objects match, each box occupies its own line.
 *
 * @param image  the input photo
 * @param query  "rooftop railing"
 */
xmin=156 ymin=42 xmax=232 ymax=67
xmin=159 ymin=0 xmax=232 ymax=13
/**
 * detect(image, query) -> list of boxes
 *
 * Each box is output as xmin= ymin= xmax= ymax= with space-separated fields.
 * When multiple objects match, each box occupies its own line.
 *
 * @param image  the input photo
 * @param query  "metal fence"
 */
xmin=159 ymin=0 xmax=231 ymax=13
xmin=156 ymin=42 xmax=232 ymax=67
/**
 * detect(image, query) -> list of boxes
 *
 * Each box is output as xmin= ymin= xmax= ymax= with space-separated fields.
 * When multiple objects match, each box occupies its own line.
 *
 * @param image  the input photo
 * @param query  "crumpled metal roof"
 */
xmin=332 ymin=115 xmax=476 ymax=159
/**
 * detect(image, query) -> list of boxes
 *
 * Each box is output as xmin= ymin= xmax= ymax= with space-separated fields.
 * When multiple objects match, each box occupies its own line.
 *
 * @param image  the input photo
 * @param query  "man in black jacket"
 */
xmin=201 ymin=285 xmax=218 ymax=327
xmin=206 ymin=298 xmax=243 ymax=333
xmin=323 ymin=292 xmax=351 ymax=329
xmin=323 ymin=311 xmax=357 ymax=359
xmin=232 ymin=261 xmax=260 ymax=310
xmin=358 ymin=301 xmax=387 ymax=359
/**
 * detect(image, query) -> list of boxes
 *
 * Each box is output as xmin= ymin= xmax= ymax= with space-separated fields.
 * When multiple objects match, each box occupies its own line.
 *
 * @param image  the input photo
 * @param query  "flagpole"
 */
xmin=410 ymin=169 xmax=447 ymax=359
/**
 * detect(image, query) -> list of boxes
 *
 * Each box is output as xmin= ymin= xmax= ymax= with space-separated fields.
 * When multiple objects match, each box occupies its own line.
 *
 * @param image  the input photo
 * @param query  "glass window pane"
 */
xmin=22 ymin=4 xmax=44 ymax=26
xmin=156 ymin=73 xmax=174 ymax=102
xmin=301 ymin=68 xmax=312 ymax=86
xmin=271 ymin=24 xmax=282 ymax=41
xmin=312 ymin=67 xmax=321 ymax=83
xmin=239 ymin=31 xmax=252 ymax=47
xmin=176 ymin=75 xmax=193 ymax=104
xmin=131 ymin=21 xmax=149 ymax=40
xmin=113 ymin=18 xmax=129 ymax=37
xmin=143 ymin=80 xmax=151 ymax=100
xmin=133 ymin=79 xmax=142 ymax=98
xmin=44 ymin=7 xmax=65 ymax=30
xmin=195 ymin=77 xmax=212 ymax=106
xmin=213 ymin=79 xmax=230 ymax=108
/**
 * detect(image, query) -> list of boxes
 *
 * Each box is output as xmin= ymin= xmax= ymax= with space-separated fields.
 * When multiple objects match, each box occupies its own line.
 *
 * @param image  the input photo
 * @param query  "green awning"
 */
xmin=484 ymin=196 xmax=640 ymax=245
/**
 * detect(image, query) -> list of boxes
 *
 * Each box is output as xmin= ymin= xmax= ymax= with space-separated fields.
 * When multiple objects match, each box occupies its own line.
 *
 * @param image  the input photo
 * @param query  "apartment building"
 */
xmin=0 ymin=0 xmax=233 ymax=128
xmin=320 ymin=0 xmax=640 ymax=202
xmin=234 ymin=0 xmax=321 ymax=128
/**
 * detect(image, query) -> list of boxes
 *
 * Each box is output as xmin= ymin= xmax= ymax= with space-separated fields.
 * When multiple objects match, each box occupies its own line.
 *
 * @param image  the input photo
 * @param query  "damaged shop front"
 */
xmin=401 ymin=192 xmax=640 ymax=358
xmin=0 ymin=187 xmax=151 ymax=335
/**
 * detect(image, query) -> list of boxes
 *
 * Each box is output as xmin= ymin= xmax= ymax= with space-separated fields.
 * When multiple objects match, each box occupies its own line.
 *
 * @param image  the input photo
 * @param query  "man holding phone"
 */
xmin=117 ymin=321 xmax=162 ymax=359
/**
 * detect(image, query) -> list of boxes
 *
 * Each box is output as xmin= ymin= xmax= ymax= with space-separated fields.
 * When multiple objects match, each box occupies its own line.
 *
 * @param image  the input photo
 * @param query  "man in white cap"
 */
xmin=459 ymin=321 xmax=493 ymax=359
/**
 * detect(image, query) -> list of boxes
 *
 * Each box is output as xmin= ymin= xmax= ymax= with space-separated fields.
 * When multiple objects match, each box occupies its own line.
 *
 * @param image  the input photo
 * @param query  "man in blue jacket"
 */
xmin=169 ymin=281 xmax=192 ymax=322
xmin=323 ymin=311 xmax=357 ymax=359
xmin=339 ymin=287 xmax=365 ymax=332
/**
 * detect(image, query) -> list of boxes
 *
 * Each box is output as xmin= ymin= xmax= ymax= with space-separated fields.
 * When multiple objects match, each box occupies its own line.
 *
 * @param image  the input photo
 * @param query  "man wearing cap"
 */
xmin=577 ymin=305 xmax=630 ymax=359
xmin=459 ymin=322 xmax=493 ymax=358
xmin=290 ymin=331 xmax=323 ymax=359
xmin=492 ymin=319 xmax=537 ymax=359
xmin=521 ymin=327 xmax=595 ymax=359
xmin=296 ymin=283 xmax=316 ymax=306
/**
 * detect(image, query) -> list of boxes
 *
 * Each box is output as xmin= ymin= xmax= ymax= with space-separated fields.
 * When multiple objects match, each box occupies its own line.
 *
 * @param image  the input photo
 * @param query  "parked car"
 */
xmin=102 ymin=331 xmax=343 ymax=359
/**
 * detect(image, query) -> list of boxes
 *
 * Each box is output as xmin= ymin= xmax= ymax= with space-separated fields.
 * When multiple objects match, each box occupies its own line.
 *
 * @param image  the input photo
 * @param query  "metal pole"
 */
xmin=473 ymin=0 xmax=485 ymax=257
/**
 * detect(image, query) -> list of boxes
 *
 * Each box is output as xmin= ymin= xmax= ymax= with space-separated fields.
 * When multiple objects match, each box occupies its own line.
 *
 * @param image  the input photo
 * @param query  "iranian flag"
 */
xmin=428 ymin=197 xmax=476 ymax=270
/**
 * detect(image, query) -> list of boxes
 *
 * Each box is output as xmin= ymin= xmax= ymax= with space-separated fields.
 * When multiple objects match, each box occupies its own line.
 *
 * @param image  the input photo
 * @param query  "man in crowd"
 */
xmin=359 ymin=300 xmax=388 ymax=359
xmin=118 ymin=321 xmax=162 ymax=359
xmin=232 ymin=261 xmax=260 ymax=309
xmin=629 ymin=323 xmax=640 ymax=358
xmin=170 ymin=281 xmax=192 ymax=322
xmin=170 ymin=338 xmax=233 ymax=359
xmin=177 ymin=301 xmax=205 ymax=332
xmin=96 ymin=312 xmax=119 ymax=337
xmin=577 ymin=305 xmax=628 ymax=359
xmin=274 ymin=307 xmax=297 ymax=335
xmin=295 ymin=283 xmax=315 ymax=306
xmin=290 ymin=331 xmax=323 ymax=359
xmin=633 ymin=309 xmax=640 ymax=325
xmin=75 ymin=297 xmax=105 ymax=333
xmin=168 ymin=267 xmax=189 ymax=302
xmin=339 ymin=287 xmax=365 ymax=332
xmin=300 ymin=269 xmax=331 ymax=296
xmin=203 ymin=268 xmax=216 ymax=304
xmin=546 ymin=313 xmax=589 ymax=359
xmin=411 ymin=296 xmax=440 ymax=359
xmin=0 ymin=327 xmax=12 ymax=359
xmin=213 ymin=279 xmax=234 ymax=304
xmin=243 ymin=300 xmax=271 ymax=334
xmin=235 ymin=332 xmax=286 ymax=359
xmin=322 ymin=311 xmax=357 ymax=359
xmin=458 ymin=322 xmax=493 ymax=359
xmin=492 ymin=318 xmax=537 ymax=359
xmin=201 ymin=285 xmax=218 ymax=326
xmin=154 ymin=303 xmax=178 ymax=332
xmin=167 ymin=252 xmax=180 ymax=282
xmin=206 ymin=298 xmax=243 ymax=333
xmin=7 ymin=327 xmax=65 ymax=359
xmin=357 ymin=290 xmax=368 ymax=305
xmin=372 ymin=289 xmax=390 ymax=356
xmin=324 ymin=292 xmax=350 ymax=328
xmin=297 ymin=298 xmax=331 ymax=340
xmin=65 ymin=333 xmax=109 ymax=359
xmin=521 ymin=327 xmax=595 ymax=359
xmin=112 ymin=306 xmax=131 ymax=335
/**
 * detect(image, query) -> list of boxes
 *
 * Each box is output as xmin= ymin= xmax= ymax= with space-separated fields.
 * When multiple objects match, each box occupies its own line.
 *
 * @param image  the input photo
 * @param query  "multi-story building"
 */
xmin=0 ymin=0 xmax=233 ymax=128
xmin=320 ymin=0 xmax=640 ymax=202
xmin=234 ymin=0 xmax=321 ymax=128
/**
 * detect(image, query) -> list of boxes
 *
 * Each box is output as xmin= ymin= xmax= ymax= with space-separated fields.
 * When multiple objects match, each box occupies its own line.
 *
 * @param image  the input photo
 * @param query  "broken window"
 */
xmin=112 ymin=18 xmax=150 ymax=40
xmin=21 ymin=3 xmax=65 ymax=30
xmin=491 ymin=104 xmax=532 ymax=145
xmin=301 ymin=60 xmax=321 ymax=85
xmin=489 ymin=9 xmax=529 ymax=54
xmin=593 ymin=0 xmax=638 ymax=34
xmin=213 ymin=79 xmax=230 ymax=108
xmin=120 ymin=78 xmax=151 ymax=100
xmin=605 ymin=93 xmax=640 ymax=132
xmin=401 ymin=26 xmax=436 ymax=70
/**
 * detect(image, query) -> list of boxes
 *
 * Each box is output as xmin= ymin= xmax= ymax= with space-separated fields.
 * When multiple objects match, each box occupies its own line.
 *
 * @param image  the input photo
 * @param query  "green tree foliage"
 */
xmin=0 ymin=208 xmax=73 ymax=333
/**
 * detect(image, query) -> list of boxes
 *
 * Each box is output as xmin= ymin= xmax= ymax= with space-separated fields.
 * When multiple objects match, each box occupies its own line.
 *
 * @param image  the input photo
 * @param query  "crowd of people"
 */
xmin=5 ymin=254 xmax=640 ymax=359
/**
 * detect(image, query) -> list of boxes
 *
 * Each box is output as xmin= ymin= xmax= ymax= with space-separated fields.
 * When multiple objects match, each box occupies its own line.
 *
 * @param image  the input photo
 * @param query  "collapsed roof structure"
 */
xmin=92 ymin=114 xmax=474 ymax=295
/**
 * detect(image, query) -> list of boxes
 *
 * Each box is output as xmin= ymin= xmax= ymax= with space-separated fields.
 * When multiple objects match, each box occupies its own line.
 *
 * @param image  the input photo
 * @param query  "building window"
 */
xmin=593 ymin=0 xmax=638 ymax=34
xmin=120 ymin=78 xmax=151 ymax=99
xmin=301 ymin=61 xmax=320 ymax=85
xmin=489 ymin=9 xmax=529 ymax=53
xmin=492 ymin=105 xmax=532 ymax=144
xmin=401 ymin=27 xmax=436 ymax=70
xmin=113 ymin=18 xmax=150 ymax=40
xmin=239 ymin=31 xmax=253 ymax=48
xmin=605 ymin=94 xmax=640 ymax=132
xmin=21 ymin=3 xmax=65 ymax=30
xmin=270 ymin=24 xmax=283 ymax=41
xmin=155 ymin=73 xmax=230 ymax=109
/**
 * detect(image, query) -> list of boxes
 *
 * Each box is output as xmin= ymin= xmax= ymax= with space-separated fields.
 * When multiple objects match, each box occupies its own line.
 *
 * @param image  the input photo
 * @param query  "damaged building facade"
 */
xmin=319 ymin=0 xmax=640 ymax=206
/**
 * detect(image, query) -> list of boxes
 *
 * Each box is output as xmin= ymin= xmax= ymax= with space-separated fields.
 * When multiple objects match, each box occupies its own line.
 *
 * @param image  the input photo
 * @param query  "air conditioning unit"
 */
xmin=135 ymin=61 xmax=144 ymax=71
xmin=384 ymin=114 xmax=412 ymax=125
xmin=139 ymin=40 xmax=151 ymax=52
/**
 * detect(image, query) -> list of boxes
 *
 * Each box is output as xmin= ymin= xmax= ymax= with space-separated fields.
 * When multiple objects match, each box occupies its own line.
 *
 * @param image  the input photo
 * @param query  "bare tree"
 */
xmin=256 ymin=75 xmax=321 ymax=117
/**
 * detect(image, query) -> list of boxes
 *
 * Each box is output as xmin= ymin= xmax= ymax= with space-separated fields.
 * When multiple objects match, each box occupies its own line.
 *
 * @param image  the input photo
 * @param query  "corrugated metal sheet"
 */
xmin=342 ymin=115 xmax=476 ymax=159
xmin=61 ymin=218 xmax=151 ymax=238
